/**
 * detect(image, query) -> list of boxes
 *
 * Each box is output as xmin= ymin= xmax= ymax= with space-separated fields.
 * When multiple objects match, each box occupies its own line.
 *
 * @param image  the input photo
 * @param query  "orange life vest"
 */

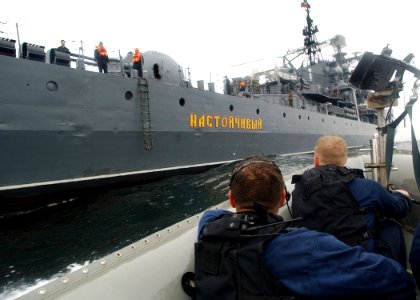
xmin=132 ymin=52 xmax=142 ymax=63
xmin=97 ymin=46 xmax=108 ymax=57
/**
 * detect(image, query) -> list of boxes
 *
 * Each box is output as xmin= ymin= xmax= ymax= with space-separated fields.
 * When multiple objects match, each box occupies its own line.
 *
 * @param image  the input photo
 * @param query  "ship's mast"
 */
xmin=301 ymin=0 xmax=321 ymax=65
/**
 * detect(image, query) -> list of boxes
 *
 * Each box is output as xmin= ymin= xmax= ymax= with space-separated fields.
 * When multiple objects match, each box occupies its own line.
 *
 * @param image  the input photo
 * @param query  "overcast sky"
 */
xmin=1 ymin=0 xmax=419 ymax=140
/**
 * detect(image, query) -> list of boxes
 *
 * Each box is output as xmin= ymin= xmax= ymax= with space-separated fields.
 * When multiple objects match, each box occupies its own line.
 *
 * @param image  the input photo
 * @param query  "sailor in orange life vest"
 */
xmin=132 ymin=48 xmax=144 ymax=77
xmin=239 ymin=80 xmax=246 ymax=91
xmin=94 ymin=42 xmax=109 ymax=73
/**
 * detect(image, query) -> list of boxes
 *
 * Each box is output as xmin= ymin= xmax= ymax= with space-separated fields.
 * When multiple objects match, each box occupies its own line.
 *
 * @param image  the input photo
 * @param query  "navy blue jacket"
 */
xmin=347 ymin=178 xmax=412 ymax=228
xmin=409 ymin=222 xmax=420 ymax=288
xmin=347 ymin=178 xmax=412 ymax=259
xmin=198 ymin=210 xmax=416 ymax=299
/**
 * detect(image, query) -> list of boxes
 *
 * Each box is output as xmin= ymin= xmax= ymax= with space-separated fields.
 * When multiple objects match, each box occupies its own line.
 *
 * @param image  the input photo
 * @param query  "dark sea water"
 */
xmin=0 ymin=153 xmax=316 ymax=299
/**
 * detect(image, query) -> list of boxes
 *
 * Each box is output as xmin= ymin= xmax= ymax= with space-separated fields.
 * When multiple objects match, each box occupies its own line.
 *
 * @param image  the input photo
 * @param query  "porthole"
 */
xmin=125 ymin=91 xmax=133 ymax=100
xmin=46 ymin=81 xmax=58 ymax=92
xmin=322 ymin=119 xmax=324 ymax=123
xmin=299 ymin=115 xmax=301 ymax=119
xmin=307 ymin=116 xmax=310 ymax=120
xmin=256 ymin=108 xmax=260 ymax=114
xmin=283 ymin=112 xmax=286 ymax=118
xmin=229 ymin=105 xmax=234 ymax=112
xmin=179 ymin=98 xmax=185 ymax=106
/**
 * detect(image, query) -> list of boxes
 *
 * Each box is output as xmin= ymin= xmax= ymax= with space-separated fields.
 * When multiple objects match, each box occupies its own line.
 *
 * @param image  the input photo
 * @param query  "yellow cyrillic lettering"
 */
xmin=246 ymin=118 xmax=251 ymax=129
xmin=240 ymin=118 xmax=246 ymax=129
xmin=190 ymin=113 xmax=197 ymax=128
xmin=229 ymin=116 xmax=234 ymax=128
xmin=206 ymin=115 xmax=213 ymax=128
xmin=214 ymin=116 xmax=220 ymax=128
xmin=234 ymin=117 xmax=240 ymax=128
xmin=198 ymin=115 xmax=205 ymax=128
xmin=222 ymin=117 xmax=228 ymax=128
xmin=191 ymin=114 xmax=262 ymax=131
xmin=252 ymin=119 xmax=257 ymax=129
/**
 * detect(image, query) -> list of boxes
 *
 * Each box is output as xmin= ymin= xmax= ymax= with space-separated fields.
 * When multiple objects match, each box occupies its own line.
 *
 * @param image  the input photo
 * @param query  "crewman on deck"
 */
xmin=288 ymin=90 xmax=294 ymax=107
xmin=56 ymin=40 xmax=70 ymax=54
xmin=94 ymin=42 xmax=109 ymax=73
xmin=132 ymin=48 xmax=144 ymax=77
xmin=56 ymin=39 xmax=71 ymax=67
xmin=239 ymin=80 xmax=246 ymax=92
xmin=223 ymin=76 xmax=231 ymax=95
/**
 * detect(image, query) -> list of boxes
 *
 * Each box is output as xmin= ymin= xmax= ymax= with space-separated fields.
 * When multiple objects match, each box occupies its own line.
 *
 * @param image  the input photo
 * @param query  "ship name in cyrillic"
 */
xmin=189 ymin=113 xmax=262 ymax=130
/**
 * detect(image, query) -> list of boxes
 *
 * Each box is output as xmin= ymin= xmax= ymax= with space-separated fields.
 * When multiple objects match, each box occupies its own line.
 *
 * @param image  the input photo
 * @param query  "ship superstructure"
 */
xmin=0 ymin=1 xmax=377 ymax=210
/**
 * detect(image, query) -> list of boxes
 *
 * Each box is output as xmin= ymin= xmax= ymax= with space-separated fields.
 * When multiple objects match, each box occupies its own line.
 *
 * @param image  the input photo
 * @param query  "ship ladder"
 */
xmin=137 ymin=77 xmax=153 ymax=151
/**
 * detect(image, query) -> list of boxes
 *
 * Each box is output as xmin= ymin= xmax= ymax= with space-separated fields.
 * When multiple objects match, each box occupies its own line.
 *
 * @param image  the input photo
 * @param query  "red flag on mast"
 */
xmin=301 ymin=2 xmax=309 ymax=8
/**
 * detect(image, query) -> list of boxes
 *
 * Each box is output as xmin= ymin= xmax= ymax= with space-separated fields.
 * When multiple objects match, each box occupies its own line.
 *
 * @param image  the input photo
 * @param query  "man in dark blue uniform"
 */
xmin=195 ymin=156 xmax=415 ymax=299
xmin=410 ymin=222 xmax=420 ymax=289
xmin=57 ymin=40 xmax=70 ymax=54
xmin=292 ymin=135 xmax=412 ymax=266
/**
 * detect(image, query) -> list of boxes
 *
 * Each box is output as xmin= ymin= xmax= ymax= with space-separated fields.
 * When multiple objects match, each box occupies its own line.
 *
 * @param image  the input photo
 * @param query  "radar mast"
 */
xmin=301 ymin=0 xmax=321 ymax=65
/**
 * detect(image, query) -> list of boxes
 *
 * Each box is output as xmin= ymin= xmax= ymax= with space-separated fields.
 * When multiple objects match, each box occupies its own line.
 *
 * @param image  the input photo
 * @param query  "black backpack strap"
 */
xmin=291 ymin=174 xmax=302 ymax=184
xmin=195 ymin=241 xmax=223 ymax=275
xmin=384 ymin=90 xmax=419 ymax=191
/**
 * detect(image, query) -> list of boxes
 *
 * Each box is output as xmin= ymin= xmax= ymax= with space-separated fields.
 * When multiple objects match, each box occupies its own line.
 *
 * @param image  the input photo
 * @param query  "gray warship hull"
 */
xmin=0 ymin=53 xmax=376 ymax=203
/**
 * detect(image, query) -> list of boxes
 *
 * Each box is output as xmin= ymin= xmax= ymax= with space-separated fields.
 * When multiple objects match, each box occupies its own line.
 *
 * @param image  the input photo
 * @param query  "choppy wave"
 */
xmin=1 ymin=153 xmax=313 ymax=298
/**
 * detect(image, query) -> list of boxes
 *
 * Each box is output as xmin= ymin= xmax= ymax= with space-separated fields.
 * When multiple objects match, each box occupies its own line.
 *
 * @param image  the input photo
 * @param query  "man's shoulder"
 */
xmin=200 ymin=210 xmax=231 ymax=226
xmin=267 ymin=227 xmax=348 ymax=256
xmin=347 ymin=177 xmax=388 ymax=201
xmin=202 ymin=209 xmax=229 ymax=219
xmin=272 ymin=227 xmax=333 ymax=239
xmin=349 ymin=177 xmax=381 ymax=188
xmin=198 ymin=210 xmax=230 ymax=237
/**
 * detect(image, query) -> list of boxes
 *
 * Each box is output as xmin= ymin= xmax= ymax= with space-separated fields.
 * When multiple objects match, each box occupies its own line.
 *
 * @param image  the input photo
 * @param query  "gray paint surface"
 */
xmin=0 ymin=53 xmax=376 ymax=197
